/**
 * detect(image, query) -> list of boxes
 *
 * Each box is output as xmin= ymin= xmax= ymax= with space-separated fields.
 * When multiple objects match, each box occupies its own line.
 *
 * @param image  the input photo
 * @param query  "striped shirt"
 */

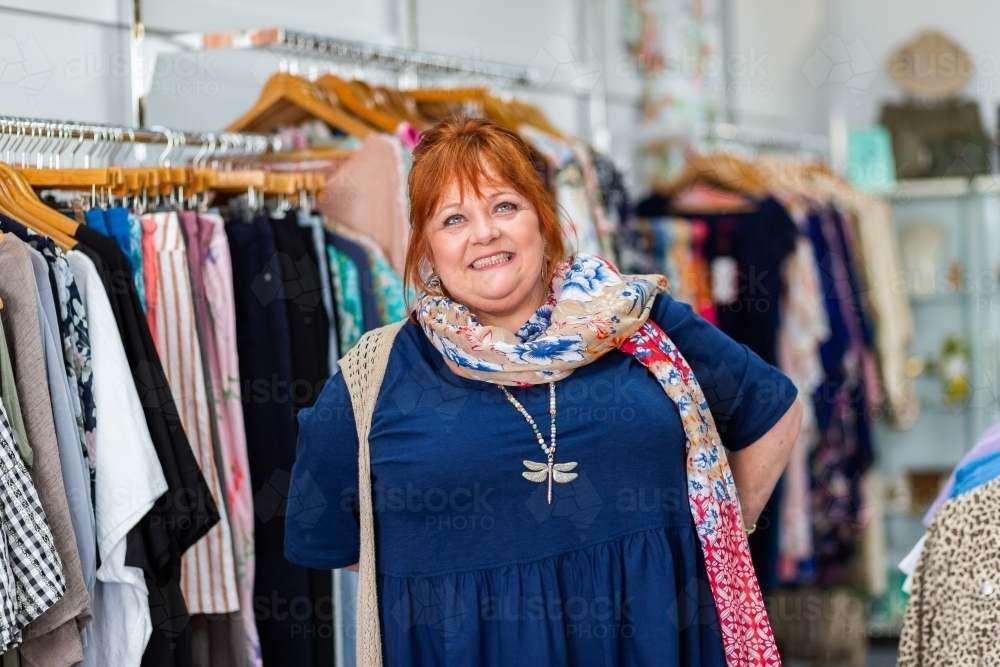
xmin=146 ymin=212 xmax=240 ymax=614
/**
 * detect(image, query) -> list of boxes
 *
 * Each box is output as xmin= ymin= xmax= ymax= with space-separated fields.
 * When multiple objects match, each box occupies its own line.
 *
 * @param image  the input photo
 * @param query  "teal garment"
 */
xmin=368 ymin=251 xmax=409 ymax=324
xmin=128 ymin=214 xmax=146 ymax=313
xmin=327 ymin=244 xmax=364 ymax=354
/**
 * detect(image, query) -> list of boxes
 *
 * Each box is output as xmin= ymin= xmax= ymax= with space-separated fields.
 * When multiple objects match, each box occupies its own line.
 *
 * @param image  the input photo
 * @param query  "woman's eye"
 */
xmin=495 ymin=201 xmax=517 ymax=213
xmin=443 ymin=215 xmax=464 ymax=227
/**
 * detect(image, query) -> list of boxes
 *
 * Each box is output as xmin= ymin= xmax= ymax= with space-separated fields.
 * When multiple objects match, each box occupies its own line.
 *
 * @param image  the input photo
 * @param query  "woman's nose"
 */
xmin=468 ymin=213 xmax=500 ymax=244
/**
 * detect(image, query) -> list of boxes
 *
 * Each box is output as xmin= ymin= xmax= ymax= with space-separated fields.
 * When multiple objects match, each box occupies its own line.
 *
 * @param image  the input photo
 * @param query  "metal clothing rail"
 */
xmin=170 ymin=28 xmax=535 ymax=85
xmin=702 ymin=122 xmax=830 ymax=156
xmin=0 ymin=116 xmax=274 ymax=149
xmin=0 ymin=116 xmax=278 ymax=169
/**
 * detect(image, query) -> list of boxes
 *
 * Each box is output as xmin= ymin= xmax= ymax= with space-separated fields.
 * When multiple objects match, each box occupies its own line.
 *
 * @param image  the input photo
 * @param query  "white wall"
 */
xmin=728 ymin=0 xmax=1000 ymax=138
xmin=729 ymin=0 xmax=827 ymax=133
xmin=0 ymin=0 xmax=133 ymax=123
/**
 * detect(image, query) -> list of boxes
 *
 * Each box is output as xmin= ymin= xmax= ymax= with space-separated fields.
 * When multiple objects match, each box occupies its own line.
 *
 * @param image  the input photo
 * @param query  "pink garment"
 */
xmin=924 ymin=422 xmax=1000 ymax=526
xmin=141 ymin=216 xmax=160 ymax=349
xmin=776 ymin=236 xmax=829 ymax=579
xmin=149 ymin=212 xmax=240 ymax=615
xmin=395 ymin=121 xmax=421 ymax=150
xmin=196 ymin=212 xmax=261 ymax=666
xmin=315 ymin=132 xmax=410 ymax=275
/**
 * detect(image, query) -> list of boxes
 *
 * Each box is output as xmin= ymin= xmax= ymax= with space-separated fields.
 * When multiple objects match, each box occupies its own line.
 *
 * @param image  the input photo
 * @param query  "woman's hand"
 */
xmin=727 ymin=396 xmax=803 ymax=529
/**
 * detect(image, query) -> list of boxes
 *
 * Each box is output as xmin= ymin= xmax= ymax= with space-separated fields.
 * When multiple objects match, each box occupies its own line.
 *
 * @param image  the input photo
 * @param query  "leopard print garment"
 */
xmin=897 ymin=475 xmax=1000 ymax=666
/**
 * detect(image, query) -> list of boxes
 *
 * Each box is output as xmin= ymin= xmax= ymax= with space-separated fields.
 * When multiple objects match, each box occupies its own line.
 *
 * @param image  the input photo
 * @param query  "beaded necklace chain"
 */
xmin=499 ymin=382 xmax=579 ymax=504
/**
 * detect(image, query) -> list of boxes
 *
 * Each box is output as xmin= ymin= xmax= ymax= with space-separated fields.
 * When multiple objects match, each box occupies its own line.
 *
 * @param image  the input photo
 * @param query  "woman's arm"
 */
xmin=727 ymin=396 xmax=803 ymax=528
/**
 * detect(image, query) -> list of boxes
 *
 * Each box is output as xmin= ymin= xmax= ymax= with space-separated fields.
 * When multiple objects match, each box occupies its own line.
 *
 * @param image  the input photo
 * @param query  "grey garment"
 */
xmin=26 ymin=248 xmax=97 ymax=667
xmin=0 ymin=234 xmax=89 ymax=667
xmin=0 ymin=313 xmax=30 ymax=466
xmin=190 ymin=613 xmax=247 ymax=667
xmin=298 ymin=210 xmax=339 ymax=372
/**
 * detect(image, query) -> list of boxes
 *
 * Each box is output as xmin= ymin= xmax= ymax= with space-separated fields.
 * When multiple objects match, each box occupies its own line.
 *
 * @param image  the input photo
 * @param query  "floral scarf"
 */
xmin=416 ymin=253 xmax=781 ymax=667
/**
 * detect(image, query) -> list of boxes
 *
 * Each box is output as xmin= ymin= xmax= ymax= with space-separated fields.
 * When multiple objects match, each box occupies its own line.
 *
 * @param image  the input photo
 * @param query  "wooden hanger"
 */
xmin=408 ymin=87 xmax=488 ymax=103
xmin=508 ymin=100 xmax=565 ymax=140
xmin=0 ymin=162 xmax=77 ymax=249
xmin=409 ymin=87 xmax=494 ymax=124
xmin=18 ymin=166 xmax=122 ymax=189
xmin=315 ymin=74 xmax=401 ymax=133
xmin=669 ymin=183 xmax=758 ymax=215
xmin=407 ymin=87 xmax=526 ymax=132
xmin=211 ymin=170 xmax=267 ymax=192
xmin=653 ymin=152 xmax=768 ymax=199
xmin=227 ymin=72 xmax=376 ymax=139
xmin=376 ymin=86 xmax=431 ymax=130
xmin=266 ymin=147 xmax=355 ymax=163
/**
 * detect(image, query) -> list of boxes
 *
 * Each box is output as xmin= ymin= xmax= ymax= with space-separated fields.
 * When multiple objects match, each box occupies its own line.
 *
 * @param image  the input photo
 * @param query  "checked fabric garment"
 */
xmin=417 ymin=253 xmax=781 ymax=667
xmin=0 ymin=397 xmax=66 ymax=651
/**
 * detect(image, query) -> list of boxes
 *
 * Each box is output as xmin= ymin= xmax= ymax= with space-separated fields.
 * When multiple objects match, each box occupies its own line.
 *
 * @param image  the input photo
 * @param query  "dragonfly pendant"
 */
xmin=522 ymin=460 xmax=579 ymax=504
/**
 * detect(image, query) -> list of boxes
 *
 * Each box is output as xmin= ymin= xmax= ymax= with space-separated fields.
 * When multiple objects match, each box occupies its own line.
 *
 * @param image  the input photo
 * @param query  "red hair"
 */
xmin=404 ymin=115 xmax=567 ymax=295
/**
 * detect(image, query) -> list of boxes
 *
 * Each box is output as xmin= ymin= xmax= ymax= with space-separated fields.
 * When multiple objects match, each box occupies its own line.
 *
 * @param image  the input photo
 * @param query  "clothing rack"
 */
xmin=0 ymin=116 xmax=277 ymax=167
xmin=0 ymin=117 xmax=274 ymax=148
xmin=700 ymin=122 xmax=830 ymax=156
xmin=169 ymin=28 xmax=535 ymax=85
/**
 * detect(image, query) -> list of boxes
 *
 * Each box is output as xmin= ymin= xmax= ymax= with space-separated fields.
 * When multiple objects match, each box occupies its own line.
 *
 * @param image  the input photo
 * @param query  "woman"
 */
xmin=285 ymin=116 xmax=802 ymax=666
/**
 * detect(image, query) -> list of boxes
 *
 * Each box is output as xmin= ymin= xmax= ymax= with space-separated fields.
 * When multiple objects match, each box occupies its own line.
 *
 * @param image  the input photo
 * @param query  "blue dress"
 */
xmin=285 ymin=295 xmax=797 ymax=666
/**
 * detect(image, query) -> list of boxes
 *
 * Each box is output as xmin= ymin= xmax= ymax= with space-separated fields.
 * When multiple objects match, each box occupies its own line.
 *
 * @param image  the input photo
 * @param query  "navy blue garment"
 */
xmin=84 ymin=206 xmax=108 ymax=235
xmin=700 ymin=197 xmax=799 ymax=367
xmin=226 ymin=215 xmax=314 ymax=667
xmin=694 ymin=197 xmax=798 ymax=593
xmin=326 ymin=231 xmax=381 ymax=333
xmin=267 ymin=213 xmax=335 ymax=667
xmin=805 ymin=208 xmax=873 ymax=585
xmin=286 ymin=294 xmax=797 ymax=666
xmin=104 ymin=206 xmax=134 ymax=265
xmin=269 ymin=213 xmax=331 ymax=409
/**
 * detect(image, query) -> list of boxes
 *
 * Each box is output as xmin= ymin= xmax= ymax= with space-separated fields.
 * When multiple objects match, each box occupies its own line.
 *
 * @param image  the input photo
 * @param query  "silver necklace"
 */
xmin=499 ymin=382 xmax=578 ymax=504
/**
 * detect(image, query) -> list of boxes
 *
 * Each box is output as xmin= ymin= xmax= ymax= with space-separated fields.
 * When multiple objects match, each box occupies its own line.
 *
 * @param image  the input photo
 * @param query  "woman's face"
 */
xmin=425 ymin=174 xmax=547 ymax=331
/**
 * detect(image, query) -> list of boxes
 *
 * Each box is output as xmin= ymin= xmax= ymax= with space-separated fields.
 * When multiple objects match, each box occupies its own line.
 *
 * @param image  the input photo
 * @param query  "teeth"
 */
xmin=472 ymin=252 xmax=511 ymax=269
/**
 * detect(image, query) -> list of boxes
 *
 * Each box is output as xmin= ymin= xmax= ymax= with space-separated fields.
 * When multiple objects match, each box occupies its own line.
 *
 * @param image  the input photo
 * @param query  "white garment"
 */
xmin=899 ymin=533 xmax=926 ymax=595
xmin=67 ymin=251 xmax=168 ymax=667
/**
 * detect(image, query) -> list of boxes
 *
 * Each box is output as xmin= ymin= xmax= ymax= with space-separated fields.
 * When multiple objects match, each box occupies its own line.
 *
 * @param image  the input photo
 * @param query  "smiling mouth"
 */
xmin=471 ymin=252 xmax=513 ymax=269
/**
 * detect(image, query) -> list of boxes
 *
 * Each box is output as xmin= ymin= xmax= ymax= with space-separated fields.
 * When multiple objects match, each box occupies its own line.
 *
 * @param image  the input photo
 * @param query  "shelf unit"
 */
xmin=879 ymin=176 xmax=1000 ymax=476
xmin=873 ymin=176 xmax=1000 ymax=634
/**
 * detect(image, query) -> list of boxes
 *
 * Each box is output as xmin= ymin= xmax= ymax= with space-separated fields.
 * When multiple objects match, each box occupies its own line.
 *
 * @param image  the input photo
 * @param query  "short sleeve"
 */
xmin=648 ymin=294 xmax=798 ymax=451
xmin=284 ymin=371 xmax=361 ymax=569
